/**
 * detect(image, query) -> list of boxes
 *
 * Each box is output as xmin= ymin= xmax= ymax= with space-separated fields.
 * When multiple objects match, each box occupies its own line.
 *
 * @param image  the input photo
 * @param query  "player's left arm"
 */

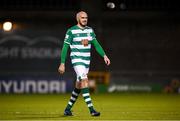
xmin=91 ymin=39 xmax=111 ymax=66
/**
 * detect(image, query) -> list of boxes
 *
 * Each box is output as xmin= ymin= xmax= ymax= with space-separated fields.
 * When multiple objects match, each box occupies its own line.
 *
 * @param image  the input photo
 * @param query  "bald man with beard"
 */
xmin=58 ymin=11 xmax=110 ymax=116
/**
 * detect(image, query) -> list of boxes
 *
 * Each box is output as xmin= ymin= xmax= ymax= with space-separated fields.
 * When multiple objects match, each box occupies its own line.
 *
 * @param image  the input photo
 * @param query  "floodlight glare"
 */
xmin=107 ymin=2 xmax=115 ymax=9
xmin=3 ymin=21 xmax=13 ymax=31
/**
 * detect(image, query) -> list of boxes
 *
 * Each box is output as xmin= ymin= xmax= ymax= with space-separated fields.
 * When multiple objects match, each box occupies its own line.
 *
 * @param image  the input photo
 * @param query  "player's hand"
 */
xmin=58 ymin=63 xmax=65 ymax=74
xmin=104 ymin=55 xmax=111 ymax=66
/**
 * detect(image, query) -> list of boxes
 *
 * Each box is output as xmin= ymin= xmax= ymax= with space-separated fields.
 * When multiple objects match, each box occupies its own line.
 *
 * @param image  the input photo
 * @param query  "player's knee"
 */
xmin=75 ymin=82 xmax=81 ymax=89
xmin=80 ymin=79 xmax=89 ymax=88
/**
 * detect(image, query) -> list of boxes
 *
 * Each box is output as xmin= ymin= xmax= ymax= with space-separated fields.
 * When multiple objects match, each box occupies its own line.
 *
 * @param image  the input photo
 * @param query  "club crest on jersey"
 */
xmin=81 ymin=39 xmax=89 ymax=46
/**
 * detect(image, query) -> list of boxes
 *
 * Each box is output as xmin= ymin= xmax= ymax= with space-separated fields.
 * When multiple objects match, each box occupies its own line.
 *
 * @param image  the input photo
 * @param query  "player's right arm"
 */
xmin=58 ymin=29 xmax=72 ymax=74
xmin=58 ymin=43 xmax=69 ymax=74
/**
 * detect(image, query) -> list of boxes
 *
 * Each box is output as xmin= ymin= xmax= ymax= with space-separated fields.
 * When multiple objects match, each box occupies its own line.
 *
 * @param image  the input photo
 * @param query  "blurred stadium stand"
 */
xmin=0 ymin=0 xmax=180 ymax=93
xmin=103 ymin=0 xmax=179 ymax=11
xmin=0 ymin=0 xmax=81 ymax=11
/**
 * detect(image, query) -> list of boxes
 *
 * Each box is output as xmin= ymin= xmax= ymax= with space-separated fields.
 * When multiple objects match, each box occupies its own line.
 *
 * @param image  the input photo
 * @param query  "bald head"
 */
xmin=76 ymin=11 xmax=88 ymax=28
xmin=76 ymin=11 xmax=88 ymax=21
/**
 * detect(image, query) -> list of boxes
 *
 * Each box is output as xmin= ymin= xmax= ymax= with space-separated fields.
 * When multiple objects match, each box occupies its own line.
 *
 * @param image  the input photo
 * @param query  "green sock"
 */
xmin=82 ymin=87 xmax=94 ymax=112
xmin=65 ymin=88 xmax=81 ymax=111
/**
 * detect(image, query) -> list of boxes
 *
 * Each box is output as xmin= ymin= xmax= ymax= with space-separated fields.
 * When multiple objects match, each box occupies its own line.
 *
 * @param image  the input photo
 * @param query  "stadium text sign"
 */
xmin=0 ymin=47 xmax=60 ymax=59
xmin=0 ymin=80 xmax=66 ymax=94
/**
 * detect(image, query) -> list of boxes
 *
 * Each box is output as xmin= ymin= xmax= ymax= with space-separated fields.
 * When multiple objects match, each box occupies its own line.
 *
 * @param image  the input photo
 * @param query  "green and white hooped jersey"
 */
xmin=64 ymin=25 xmax=96 ymax=68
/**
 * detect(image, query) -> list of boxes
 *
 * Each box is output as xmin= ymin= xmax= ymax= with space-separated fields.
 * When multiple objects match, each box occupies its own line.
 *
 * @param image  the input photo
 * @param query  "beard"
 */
xmin=79 ymin=20 xmax=87 ymax=27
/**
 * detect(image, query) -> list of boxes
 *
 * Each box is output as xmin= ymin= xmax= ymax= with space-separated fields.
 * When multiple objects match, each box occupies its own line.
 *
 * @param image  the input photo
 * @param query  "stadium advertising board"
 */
xmin=0 ymin=75 xmax=74 ymax=94
xmin=0 ymin=34 xmax=75 ymax=94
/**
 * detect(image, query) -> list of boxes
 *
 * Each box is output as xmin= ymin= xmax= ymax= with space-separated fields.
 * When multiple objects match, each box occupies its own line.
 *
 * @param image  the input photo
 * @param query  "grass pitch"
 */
xmin=0 ymin=93 xmax=180 ymax=120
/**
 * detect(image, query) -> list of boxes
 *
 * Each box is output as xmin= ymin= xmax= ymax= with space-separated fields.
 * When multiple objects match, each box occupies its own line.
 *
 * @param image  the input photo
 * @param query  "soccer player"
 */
xmin=58 ymin=11 xmax=110 ymax=116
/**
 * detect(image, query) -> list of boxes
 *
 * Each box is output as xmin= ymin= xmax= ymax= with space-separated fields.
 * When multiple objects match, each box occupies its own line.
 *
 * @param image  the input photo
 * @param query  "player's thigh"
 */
xmin=74 ymin=65 xmax=88 ymax=81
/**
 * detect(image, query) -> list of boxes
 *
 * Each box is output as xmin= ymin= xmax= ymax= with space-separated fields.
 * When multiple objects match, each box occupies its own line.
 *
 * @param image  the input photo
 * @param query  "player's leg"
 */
xmin=64 ymin=86 xmax=81 ymax=116
xmin=64 ymin=68 xmax=82 ymax=116
xmin=80 ymin=68 xmax=100 ymax=116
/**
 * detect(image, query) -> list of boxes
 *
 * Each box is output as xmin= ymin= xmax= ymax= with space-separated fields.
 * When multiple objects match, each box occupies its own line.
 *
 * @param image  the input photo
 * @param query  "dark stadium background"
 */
xmin=0 ymin=0 xmax=180 ymax=94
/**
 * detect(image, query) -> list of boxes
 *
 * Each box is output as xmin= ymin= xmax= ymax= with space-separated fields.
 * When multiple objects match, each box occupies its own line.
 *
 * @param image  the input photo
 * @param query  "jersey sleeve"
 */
xmin=60 ymin=43 xmax=69 ymax=64
xmin=92 ymin=39 xmax=106 ymax=58
xmin=60 ymin=29 xmax=72 ymax=64
xmin=64 ymin=29 xmax=73 ymax=45
xmin=91 ymin=29 xmax=96 ymax=40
